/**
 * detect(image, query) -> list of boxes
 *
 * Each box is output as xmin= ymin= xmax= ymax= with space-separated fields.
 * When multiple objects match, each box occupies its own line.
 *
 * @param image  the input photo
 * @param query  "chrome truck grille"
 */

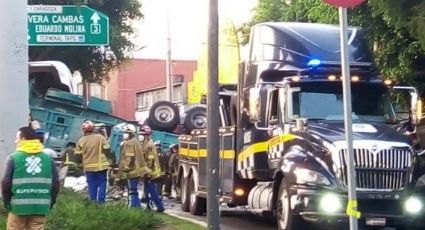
xmin=337 ymin=147 xmax=413 ymax=191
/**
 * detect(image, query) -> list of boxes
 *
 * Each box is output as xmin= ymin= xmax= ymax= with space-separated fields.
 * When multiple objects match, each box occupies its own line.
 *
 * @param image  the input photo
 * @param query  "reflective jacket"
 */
xmin=158 ymin=150 xmax=170 ymax=176
xmin=169 ymin=152 xmax=179 ymax=177
xmin=141 ymin=138 xmax=161 ymax=179
xmin=75 ymin=133 xmax=111 ymax=172
xmin=63 ymin=146 xmax=78 ymax=166
xmin=118 ymin=137 xmax=147 ymax=178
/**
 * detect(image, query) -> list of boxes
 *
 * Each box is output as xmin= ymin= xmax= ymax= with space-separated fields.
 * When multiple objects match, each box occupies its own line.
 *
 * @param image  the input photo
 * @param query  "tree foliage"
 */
xmin=28 ymin=0 xmax=142 ymax=82
xmin=242 ymin=0 xmax=425 ymax=91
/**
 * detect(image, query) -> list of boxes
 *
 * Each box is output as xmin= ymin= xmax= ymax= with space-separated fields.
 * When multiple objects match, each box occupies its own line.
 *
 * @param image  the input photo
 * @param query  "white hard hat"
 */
xmin=123 ymin=123 xmax=137 ymax=133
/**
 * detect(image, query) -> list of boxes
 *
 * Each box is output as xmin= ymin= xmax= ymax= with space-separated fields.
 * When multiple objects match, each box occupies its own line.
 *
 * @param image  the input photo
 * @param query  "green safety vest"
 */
xmin=11 ymin=151 xmax=53 ymax=216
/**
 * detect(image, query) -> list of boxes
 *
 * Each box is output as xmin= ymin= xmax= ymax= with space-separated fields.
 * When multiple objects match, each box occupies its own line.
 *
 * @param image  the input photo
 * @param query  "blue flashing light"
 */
xmin=307 ymin=59 xmax=321 ymax=67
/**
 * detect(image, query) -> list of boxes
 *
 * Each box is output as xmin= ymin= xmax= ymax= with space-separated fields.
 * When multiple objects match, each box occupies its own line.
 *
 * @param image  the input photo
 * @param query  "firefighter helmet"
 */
xmin=123 ymin=123 xmax=137 ymax=134
xmin=139 ymin=125 xmax=152 ymax=135
xmin=169 ymin=144 xmax=178 ymax=151
xmin=82 ymin=120 xmax=95 ymax=133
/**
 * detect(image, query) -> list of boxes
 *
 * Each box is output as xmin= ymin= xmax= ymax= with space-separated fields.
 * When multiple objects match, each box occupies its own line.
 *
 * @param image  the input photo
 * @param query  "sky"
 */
xmin=130 ymin=0 xmax=258 ymax=60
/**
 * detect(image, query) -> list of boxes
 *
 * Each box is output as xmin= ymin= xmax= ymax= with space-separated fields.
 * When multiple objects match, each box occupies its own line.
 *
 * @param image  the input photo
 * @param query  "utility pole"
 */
xmin=207 ymin=0 xmax=220 ymax=229
xmin=165 ymin=3 xmax=173 ymax=101
xmin=0 ymin=1 xmax=29 ymax=168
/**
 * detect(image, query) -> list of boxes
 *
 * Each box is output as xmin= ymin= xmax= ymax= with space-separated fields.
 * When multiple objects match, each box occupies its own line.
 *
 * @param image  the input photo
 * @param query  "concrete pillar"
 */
xmin=0 ymin=1 xmax=29 ymax=168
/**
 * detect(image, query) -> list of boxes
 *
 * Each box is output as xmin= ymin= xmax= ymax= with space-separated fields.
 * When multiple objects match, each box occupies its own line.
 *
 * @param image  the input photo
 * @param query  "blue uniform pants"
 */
xmin=127 ymin=177 xmax=141 ymax=208
xmin=85 ymin=170 xmax=107 ymax=203
xmin=144 ymin=180 xmax=164 ymax=209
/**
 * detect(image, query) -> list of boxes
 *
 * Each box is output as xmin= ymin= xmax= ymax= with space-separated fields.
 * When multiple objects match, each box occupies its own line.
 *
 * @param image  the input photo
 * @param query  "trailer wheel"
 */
xmin=149 ymin=101 xmax=180 ymax=132
xmin=277 ymin=179 xmax=307 ymax=230
xmin=189 ymin=175 xmax=206 ymax=215
xmin=180 ymin=176 xmax=190 ymax=212
xmin=184 ymin=107 xmax=207 ymax=133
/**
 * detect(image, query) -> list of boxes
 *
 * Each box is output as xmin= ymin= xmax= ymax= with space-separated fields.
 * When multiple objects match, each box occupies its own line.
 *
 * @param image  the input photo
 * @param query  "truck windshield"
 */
xmin=290 ymin=82 xmax=396 ymax=123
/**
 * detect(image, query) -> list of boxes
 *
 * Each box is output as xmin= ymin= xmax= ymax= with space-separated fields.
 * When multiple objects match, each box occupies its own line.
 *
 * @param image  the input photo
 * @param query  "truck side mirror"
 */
xmin=392 ymin=86 xmax=420 ymax=125
xmin=248 ymin=86 xmax=276 ymax=130
xmin=410 ymin=90 xmax=419 ymax=125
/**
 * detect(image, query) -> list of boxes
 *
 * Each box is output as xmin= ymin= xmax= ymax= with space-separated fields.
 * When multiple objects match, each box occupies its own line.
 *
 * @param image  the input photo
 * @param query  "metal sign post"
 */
xmin=207 ymin=0 xmax=220 ymax=229
xmin=339 ymin=7 xmax=358 ymax=230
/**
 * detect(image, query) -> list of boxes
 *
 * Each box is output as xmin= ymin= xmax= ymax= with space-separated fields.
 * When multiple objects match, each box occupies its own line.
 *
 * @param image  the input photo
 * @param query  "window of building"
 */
xmin=76 ymin=83 xmax=105 ymax=99
xmin=77 ymin=83 xmax=83 ymax=96
xmin=89 ymin=83 xmax=104 ymax=98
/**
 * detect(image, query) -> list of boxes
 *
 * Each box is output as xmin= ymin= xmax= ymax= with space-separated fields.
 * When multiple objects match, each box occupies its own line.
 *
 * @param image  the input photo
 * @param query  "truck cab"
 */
xmin=176 ymin=22 xmax=425 ymax=230
xmin=241 ymin=23 xmax=425 ymax=229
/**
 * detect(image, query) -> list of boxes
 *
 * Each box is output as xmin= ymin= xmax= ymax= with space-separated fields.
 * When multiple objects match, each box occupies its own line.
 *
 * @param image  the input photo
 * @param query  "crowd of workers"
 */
xmin=0 ymin=119 xmax=180 ymax=230
xmin=73 ymin=120 xmax=181 ymax=211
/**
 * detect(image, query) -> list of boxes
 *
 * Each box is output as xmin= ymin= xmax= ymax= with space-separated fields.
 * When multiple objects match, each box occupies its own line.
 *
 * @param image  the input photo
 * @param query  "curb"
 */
xmin=164 ymin=210 xmax=208 ymax=228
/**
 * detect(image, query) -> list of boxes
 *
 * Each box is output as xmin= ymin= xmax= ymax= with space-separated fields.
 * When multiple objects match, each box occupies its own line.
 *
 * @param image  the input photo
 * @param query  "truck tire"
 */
xmin=180 ymin=176 xmax=190 ymax=212
xmin=189 ymin=175 xmax=206 ymax=215
xmin=184 ymin=107 xmax=207 ymax=133
xmin=149 ymin=101 xmax=180 ymax=132
xmin=277 ymin=179 xmax=307 ymax=230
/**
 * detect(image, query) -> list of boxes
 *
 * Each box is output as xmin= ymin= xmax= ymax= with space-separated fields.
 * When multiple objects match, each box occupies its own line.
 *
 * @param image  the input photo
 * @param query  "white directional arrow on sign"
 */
xmin=90 ymin=12 xmax=100 ymax=24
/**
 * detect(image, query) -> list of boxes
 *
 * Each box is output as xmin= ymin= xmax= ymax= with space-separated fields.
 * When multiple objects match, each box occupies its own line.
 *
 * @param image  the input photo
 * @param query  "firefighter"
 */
xmin=117 ymin=123 xmax=146 ymax=208
xmin=139 ymin=125 xmax=165 ymax=212
xmin=75 ymin=120 xmax=114 ymax=204
xmin=94 ymin=123 xmax=108 ymax=139
xmin=162 ymin=144 xmax=174 ymax=198
xmin=63 ymin=142 xmax=83 ymax=177
xmin=156 ymin=141 xmax=172 ymax=198
xmin=168 ymin=144 xmax=180 ymax=201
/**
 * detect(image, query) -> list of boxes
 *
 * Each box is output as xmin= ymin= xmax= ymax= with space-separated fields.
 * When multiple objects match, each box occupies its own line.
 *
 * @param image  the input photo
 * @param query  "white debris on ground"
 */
xmin=64 ymin=176 xmax=88 ymax=191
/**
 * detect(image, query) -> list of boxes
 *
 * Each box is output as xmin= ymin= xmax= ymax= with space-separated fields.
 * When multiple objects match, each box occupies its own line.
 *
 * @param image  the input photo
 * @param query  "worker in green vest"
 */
xmin=1 ymin=127 xmax=60 ymax=230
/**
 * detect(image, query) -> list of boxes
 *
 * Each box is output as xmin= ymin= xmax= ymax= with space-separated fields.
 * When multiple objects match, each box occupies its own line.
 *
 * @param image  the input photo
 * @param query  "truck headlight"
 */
xmin=294 ymin=168 xmax=331 ymax=186
xmin=404 ymin=196 xmax=422 ymax=215
xmin=320 ymin=193 xmax=342 ymax=213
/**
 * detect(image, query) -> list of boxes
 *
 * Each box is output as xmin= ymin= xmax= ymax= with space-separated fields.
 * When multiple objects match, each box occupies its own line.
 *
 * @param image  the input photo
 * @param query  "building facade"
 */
xmin=105 ymin=59 xmax=197 ymax=121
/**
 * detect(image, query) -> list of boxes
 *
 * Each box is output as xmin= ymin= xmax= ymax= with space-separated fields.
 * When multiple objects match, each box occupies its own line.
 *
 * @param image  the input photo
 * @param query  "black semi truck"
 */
xmin=176 ymin=22 xmax=425 ymax=230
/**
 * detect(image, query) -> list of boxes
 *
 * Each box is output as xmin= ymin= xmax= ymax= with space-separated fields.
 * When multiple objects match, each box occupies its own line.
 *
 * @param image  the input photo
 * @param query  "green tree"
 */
xmin=28 ymin=0 xmax=142 ymax=82
xmin=242 ymin=0 xmax=425 ymax=90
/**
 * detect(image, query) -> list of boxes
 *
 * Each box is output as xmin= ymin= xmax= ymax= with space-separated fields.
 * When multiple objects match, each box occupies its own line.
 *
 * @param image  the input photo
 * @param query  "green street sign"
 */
xmin=28 ymin=5 xmax=109 ymax=46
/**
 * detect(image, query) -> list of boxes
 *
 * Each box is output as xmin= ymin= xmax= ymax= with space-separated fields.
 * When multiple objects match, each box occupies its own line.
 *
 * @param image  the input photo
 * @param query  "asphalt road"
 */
xmin=164 ymin=201 xmax=276 ymax=230
xmin=162 ymin=198 xmax=398 ymax=230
